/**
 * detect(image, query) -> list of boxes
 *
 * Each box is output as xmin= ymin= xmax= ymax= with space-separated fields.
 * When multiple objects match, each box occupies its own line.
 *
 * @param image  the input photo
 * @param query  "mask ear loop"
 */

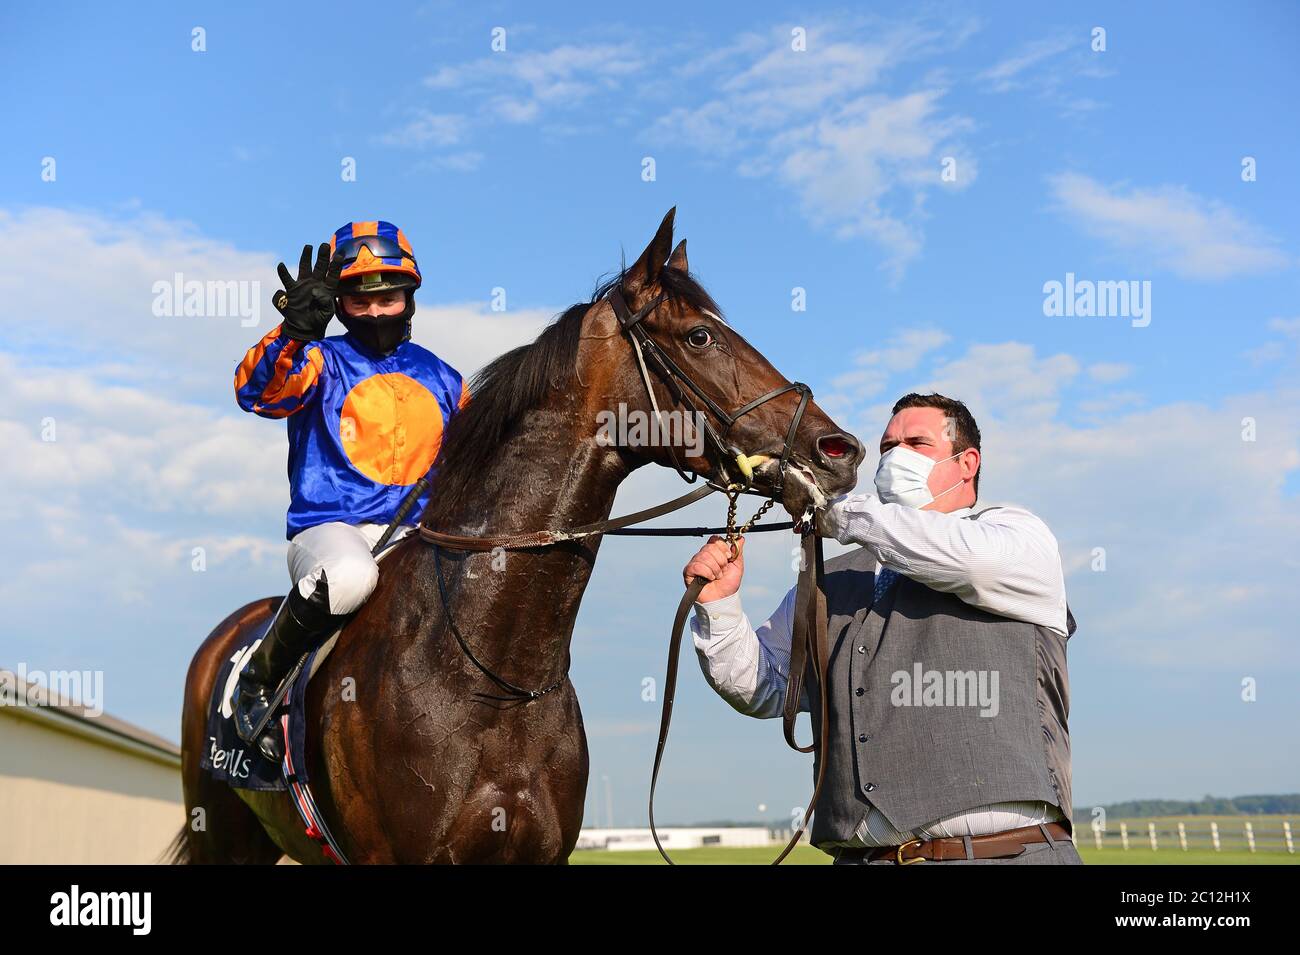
xmin=929 ymin=449 xmax=966 ymax=502
xmin=930 ymin=476 xmax=964 ymax=502
xmin=402 ymin=288 xmax=415 ymax=343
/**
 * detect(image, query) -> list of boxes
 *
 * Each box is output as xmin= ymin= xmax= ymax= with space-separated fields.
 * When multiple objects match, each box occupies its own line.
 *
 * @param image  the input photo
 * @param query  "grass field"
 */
xmin=569 ymin=845 xmax=1298 ymax=865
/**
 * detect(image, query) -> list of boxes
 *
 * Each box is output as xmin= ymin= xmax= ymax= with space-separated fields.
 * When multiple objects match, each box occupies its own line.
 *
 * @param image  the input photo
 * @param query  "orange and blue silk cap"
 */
xmin=330 ymin=220 xmax=422 ymax=293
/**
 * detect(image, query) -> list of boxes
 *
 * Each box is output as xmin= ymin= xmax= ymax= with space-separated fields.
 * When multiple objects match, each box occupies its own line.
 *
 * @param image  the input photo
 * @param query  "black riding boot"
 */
xmin=232 ymin=571 xmax=339 ymax=762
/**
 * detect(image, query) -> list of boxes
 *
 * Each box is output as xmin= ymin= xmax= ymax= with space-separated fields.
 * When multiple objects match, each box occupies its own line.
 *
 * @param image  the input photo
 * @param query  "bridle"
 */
xmin=418 ymin=283 xmax=821 ymax=555
xmin=606 ymin=286 xmax=813 ymax=492
xmin=416 ymin=283 xmax=833 ymax=864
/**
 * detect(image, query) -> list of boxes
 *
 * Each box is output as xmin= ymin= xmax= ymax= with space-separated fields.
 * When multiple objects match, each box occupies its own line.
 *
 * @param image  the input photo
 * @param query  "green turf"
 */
xmin=569 ymin=844 xmax=831 ymax=864
xmin=569 ymin=845 xmax=1298 ymax=865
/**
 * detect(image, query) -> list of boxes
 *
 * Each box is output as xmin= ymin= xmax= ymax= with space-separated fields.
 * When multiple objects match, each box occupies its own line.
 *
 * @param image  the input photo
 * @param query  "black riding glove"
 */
xmin=273 ymin=243 xmax=344 ymax=341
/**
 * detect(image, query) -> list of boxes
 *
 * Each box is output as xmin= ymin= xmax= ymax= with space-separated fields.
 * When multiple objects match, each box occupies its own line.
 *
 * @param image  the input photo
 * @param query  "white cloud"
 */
xmin=0 ymin=351 xmax=286 ymax=518
xmin=978 ymin=35 xmax=1076 ymax=91
xmin=1075 ymin=390 xmax=1143 ymax=417
xmin=1245 ymin=316 xmax=1300 ymax=365
xmin=766 ymin=91 xmax=976 ymax=279
xmin=414 ymin=151 xmax=485 ymax=172
xmin=0 ymin=206 xmax=560 ymax=399
xmin=977 ymin=32 xmax=1113 ymax=117
xmin=422 ymin=43 xmax=645 ymax=125
xmin=0 ymin=205 xmax=284 ymax=405
xmin=375 ymin=110 xmax=467 ymax=148
xmin=830 ymin=328 xmax=951 ymax=401
xmin=410 ymin=302 xmax=560 ymax=379
xmin=1048 ymin=173 xmax=1292 ymax=279
xmin=1086 ymin=362 xmax=1132 ymax=383
xmin=649 ymin=22 xmax=979 ymax=280
xmin=924 ymin=342 xmax=1082 ymax=424
xmin=389 ymin=20 xmax=980 ymax=279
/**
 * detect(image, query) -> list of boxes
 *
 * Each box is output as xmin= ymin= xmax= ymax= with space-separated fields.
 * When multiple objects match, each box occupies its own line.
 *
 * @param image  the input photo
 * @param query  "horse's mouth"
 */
xmin=741 ymin=454 xmax=828 ymax=520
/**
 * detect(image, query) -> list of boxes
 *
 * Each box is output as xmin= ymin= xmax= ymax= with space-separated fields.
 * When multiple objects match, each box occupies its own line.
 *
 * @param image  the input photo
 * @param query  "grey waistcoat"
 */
xmin=806 ymin=543 xmax=1076 ymax=848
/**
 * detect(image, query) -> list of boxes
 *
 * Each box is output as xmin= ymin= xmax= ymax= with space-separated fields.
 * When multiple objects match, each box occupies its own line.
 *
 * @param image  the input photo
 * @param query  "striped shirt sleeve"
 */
xmin=233 ymin=325 xmax=326 ymax=419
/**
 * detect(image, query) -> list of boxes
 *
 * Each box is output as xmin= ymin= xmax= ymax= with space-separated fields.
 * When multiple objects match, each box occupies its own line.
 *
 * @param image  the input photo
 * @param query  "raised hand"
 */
xmin=273 ymin=243 xmax=345 ymax=341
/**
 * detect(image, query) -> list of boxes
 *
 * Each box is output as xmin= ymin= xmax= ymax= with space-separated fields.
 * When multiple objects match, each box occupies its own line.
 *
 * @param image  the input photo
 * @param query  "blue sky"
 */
xmin=2 ymin=2 xmax=1298 ymax=826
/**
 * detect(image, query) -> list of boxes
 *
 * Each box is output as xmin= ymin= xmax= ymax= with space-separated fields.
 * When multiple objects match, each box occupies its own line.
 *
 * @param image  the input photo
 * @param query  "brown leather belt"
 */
xmin=837 ymin=822 xmax=1072 ymax=864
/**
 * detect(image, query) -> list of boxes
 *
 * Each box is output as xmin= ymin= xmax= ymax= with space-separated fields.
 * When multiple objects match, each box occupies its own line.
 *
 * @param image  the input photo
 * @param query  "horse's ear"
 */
xmin=625 ymin=207 xmax=676 ymax=291
xmin=667 ymin=239 xmax=688 ymax=273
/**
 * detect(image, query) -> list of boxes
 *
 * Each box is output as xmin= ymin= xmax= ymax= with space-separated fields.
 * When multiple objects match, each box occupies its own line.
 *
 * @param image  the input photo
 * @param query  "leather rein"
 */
xmin=416 ymin=286 xmax=832 ymax=864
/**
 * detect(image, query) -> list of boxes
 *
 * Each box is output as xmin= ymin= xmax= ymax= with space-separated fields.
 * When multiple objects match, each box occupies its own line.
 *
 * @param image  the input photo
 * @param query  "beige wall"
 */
xmin=0 ymin=708 xmax=183 ymax=864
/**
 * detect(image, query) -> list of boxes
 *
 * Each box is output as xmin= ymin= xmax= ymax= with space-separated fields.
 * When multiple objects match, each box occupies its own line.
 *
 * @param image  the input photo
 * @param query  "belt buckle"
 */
xmin=895 ymin=838 xmax=925 ymax=865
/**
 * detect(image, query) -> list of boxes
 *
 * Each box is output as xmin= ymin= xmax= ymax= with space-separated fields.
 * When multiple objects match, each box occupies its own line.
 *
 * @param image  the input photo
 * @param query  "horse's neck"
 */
xmin=440 ymin=413 xmax=625 ymax=538
xmin=418 ymin=404 xmax=631 ymax=685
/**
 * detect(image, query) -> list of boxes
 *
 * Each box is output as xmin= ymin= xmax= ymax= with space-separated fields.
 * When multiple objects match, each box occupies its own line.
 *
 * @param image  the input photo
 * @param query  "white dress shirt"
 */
xmin=690 ymin=494 xmax=1070 ymax=847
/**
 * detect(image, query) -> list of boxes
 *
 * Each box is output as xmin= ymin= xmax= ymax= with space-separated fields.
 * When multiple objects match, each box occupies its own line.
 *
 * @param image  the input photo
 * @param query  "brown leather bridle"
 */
xmin=417 ymin=285 xmax=832 ymax=864
xmin=606 ymin=286 xmax=813 ymax=492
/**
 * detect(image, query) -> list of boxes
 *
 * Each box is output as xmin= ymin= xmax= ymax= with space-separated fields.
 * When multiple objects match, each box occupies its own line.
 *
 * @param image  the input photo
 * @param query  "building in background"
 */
xmin=575 ymin=826 xmax=775 ymax=851
xmin=1 ymin=668 xmax=183 ymax=864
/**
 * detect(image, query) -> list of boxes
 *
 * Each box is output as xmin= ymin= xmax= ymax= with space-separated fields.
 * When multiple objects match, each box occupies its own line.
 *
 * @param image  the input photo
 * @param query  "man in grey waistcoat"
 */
xmin=686 ymin=392 xmax=1080 ymax=864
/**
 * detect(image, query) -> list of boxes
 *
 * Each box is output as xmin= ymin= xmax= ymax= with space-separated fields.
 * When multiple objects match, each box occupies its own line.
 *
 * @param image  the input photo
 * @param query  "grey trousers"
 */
xmin=831 ymin=832 xmax=1084 ymax=865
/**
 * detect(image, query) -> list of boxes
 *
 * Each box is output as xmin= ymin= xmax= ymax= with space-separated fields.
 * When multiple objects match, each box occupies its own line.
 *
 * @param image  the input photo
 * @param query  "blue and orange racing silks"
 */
xmin=234 ymin=324 xmax=469 ymax=539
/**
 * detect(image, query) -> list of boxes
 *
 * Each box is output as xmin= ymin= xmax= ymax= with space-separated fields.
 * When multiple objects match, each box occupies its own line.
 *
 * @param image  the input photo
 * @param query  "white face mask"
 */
xmin=874 ymin=445 xmax=963 ymax=508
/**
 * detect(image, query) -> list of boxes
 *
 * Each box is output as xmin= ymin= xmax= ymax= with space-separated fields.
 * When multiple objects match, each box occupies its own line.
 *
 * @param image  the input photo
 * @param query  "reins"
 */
xmin=649 ymin=527 xmax=830 ymax=865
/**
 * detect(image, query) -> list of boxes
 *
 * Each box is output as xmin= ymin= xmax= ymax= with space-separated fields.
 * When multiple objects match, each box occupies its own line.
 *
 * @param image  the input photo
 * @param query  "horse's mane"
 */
xmin=422 ymin=264 xmax=724 ymax=522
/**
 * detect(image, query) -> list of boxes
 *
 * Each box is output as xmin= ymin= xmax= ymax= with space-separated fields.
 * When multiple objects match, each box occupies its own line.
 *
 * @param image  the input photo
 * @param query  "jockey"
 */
xmin=230 ymin=221 xmax=468 ymax=760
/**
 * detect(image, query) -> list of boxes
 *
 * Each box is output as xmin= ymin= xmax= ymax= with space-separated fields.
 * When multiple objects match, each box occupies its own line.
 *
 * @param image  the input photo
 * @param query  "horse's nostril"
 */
xmin=818 ymin=435 xmax=854 ymax=460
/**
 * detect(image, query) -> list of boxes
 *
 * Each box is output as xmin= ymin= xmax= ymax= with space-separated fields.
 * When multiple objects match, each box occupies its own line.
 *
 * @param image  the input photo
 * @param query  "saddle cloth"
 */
xmin=198 ymin=532 xmax=409 ymax=790
xmin=199 ymin=617 xmax=342 ymax=791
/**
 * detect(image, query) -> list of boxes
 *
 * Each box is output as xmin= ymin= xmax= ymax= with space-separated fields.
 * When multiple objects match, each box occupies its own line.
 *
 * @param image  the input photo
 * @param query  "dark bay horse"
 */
xmin=171 ymin=209 xmax=861 ymax=863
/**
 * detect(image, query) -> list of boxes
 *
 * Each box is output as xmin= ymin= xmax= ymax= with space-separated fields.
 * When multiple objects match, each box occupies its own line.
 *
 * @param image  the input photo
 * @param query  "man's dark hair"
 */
xmin=890 ymin=392 xmax=982 ymax=498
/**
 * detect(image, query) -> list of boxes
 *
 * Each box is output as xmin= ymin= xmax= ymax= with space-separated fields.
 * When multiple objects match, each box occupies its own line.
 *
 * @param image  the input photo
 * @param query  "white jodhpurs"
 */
xmin=286 ymin=522 xmax=413 ymax=614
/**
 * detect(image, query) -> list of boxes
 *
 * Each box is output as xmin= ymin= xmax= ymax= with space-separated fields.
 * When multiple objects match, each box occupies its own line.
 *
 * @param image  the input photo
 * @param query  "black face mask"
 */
xmin=338 ymin=294 xmax=415 ymax=357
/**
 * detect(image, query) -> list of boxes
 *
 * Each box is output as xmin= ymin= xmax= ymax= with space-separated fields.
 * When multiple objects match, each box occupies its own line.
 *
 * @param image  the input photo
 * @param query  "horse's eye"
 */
xmin=686 ymin=326 xmax=714 ymax=348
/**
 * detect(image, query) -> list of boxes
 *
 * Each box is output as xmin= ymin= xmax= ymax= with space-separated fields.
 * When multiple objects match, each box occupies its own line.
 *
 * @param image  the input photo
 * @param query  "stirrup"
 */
xmin=256 ymin=723 xmax=285 ymax=762
xmin=232 ymin=680 xmax=287 ymax=761
xmin=232 ymin=682 xmax=273 ymax=745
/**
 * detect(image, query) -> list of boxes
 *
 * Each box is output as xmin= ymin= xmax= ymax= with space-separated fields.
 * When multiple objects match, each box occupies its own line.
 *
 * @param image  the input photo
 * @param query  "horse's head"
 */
xmin=585 ymin=208 xmax=861 ymax=518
